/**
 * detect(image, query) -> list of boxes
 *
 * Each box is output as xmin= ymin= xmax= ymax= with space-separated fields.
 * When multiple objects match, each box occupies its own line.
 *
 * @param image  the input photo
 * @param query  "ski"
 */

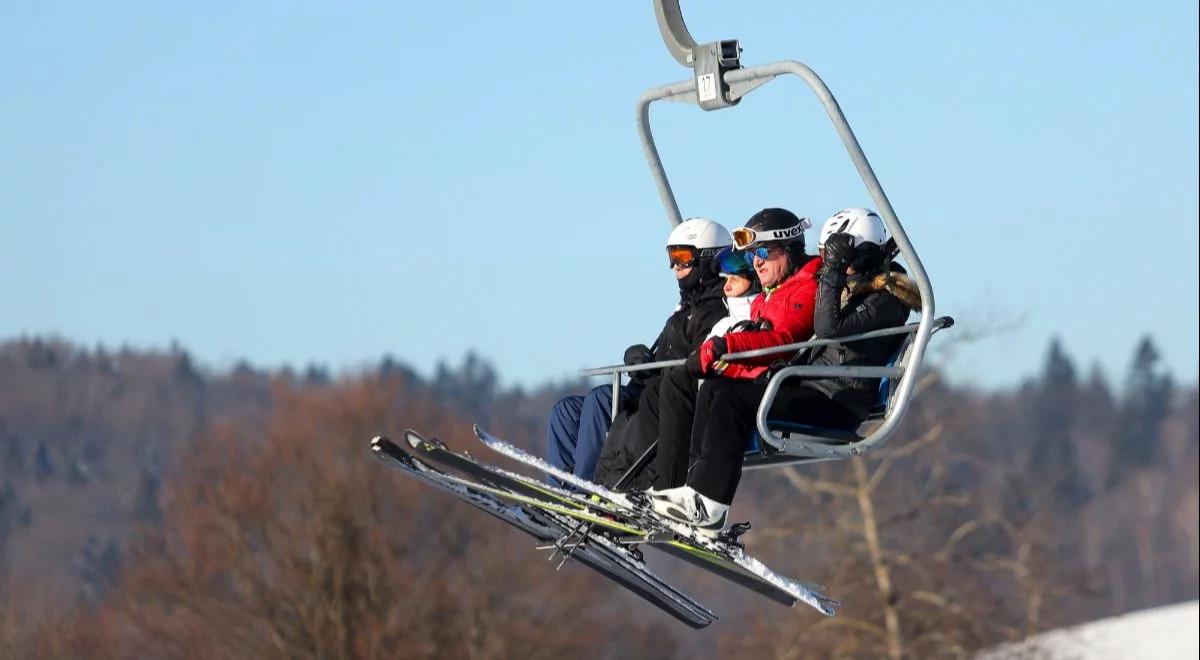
xmin=473 ymin=425 xmax=839 ymax=616
xmin=407 ymin=428 xmax=804 ymax=607
xmin=369 ymin=436 xmax=717 ymax=628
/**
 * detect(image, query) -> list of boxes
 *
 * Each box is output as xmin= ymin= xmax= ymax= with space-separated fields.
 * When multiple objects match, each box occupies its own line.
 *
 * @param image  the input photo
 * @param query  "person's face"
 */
xmin=673 ymin=263 xmax=693 ymax=280
xmin=753 ymin=245 xmax=791 ymax=288
xmin=723 ymin=274 xmax=752 ymax=297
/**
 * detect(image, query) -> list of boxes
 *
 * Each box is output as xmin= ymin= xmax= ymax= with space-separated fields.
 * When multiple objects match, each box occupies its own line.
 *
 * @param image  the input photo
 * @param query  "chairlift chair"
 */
xmin=581 ymin=1 xmax=953 ymax=469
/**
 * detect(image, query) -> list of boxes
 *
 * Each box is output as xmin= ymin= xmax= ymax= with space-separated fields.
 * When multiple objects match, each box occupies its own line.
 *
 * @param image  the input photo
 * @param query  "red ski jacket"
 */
xmin=713 ymin=256 xmax=823 ymax=380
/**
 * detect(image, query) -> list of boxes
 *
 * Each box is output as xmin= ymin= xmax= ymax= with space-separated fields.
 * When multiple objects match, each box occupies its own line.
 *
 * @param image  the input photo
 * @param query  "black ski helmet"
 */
xmin=735 ymin=207 xmax=811 ymax=266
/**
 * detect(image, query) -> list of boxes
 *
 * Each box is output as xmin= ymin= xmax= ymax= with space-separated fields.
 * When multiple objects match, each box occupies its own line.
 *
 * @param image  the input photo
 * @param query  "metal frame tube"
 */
xmin=634 ymin=60 xmax=937 ymax=461
xmin=611 ymin=371 xmax=622 ymax=422
xmin=579 ymin=317 xmax=949 ymax=378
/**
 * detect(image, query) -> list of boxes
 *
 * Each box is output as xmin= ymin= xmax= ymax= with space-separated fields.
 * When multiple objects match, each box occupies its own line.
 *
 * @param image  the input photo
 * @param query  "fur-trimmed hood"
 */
xmin=844 ymin=270 xmax=923 ymax=311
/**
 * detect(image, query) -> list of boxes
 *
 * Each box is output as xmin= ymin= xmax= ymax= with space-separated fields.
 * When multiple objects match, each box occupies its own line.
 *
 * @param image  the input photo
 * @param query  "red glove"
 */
xmin=698 ymin=336 xmax=728 ymax=375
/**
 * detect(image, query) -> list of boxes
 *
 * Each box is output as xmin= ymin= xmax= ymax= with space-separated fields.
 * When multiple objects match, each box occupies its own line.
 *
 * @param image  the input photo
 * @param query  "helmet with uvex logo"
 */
xmin=732 ymin=207 xmax=812 ymax=264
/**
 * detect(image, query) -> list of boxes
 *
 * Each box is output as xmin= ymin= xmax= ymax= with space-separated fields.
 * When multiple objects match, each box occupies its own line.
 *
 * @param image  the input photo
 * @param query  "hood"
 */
xmin=677 ymin=260 xmax=723 ymax=296
xmin=724 ymin=294 xmax=756 ymax=323
xmin=682 ymin=275 xmax=726 ymax=306
xmin=846 ymin=270 xmax=923 ymax=311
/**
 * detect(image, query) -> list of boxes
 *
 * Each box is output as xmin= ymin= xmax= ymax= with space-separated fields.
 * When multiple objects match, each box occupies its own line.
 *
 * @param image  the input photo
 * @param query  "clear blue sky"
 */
xmin=2 ymin=1 xmax=1197 ymax=389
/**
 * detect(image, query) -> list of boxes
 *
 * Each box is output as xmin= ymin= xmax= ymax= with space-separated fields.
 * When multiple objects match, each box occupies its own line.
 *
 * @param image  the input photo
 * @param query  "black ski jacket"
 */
xmin=648 ymin=278 xmax=729 ymax=363
xmin=798 ymin=264 xmax=922 ymax=419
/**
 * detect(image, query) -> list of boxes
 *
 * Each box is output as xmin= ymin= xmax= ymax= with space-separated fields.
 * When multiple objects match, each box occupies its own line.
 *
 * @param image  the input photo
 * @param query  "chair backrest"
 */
xmin=853 ymin=331 xmax=914 ymax=420
xmin=877 ymin=331 xmax=917 ymax=416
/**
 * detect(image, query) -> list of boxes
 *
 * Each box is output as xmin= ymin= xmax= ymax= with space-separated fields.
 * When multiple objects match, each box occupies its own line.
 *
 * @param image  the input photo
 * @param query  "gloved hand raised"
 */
xmin=623 ymin=344 xmax=653 ymax=366
xmin=822 ymin=232 xmax=856 ymax=272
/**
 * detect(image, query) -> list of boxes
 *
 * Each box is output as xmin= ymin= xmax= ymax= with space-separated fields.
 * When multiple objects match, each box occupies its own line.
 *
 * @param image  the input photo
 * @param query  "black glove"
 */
xmin=851 ymin=241 xmax=886 ymax=275
xmin=822 ymin=232 xmax=856 ymax=271
xmin=684 ymin=351 xmax=703 ymax=377
xmin=623 ymin=344 xmax=653 ymax=366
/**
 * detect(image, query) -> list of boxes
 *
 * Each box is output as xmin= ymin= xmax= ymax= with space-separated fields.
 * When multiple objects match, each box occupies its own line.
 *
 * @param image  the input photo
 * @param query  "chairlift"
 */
xmin=581 ymin=0 xmax=955 ymax=470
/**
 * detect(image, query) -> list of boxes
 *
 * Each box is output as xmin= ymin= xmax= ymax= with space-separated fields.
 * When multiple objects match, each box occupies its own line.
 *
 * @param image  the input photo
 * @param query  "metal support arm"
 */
xmin=654 ymin=0 xmax=698 ymax=66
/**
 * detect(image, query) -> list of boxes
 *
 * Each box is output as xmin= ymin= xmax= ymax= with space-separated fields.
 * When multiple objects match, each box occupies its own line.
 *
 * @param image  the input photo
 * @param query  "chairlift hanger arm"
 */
xmin=654 ymin=0 xmax=698 ymax=67
xmin=652 ymin=0 xmax=743 ymax=110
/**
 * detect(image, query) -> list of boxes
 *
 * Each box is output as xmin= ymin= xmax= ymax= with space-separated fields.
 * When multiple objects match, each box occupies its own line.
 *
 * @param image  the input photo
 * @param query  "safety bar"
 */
xmin=579 ymin=317 xmax=949 ymax=378
xmin=635 ymin=58 xmax=938 ymax=467
xmin=586 ymin=315 xmax=949 ymax=424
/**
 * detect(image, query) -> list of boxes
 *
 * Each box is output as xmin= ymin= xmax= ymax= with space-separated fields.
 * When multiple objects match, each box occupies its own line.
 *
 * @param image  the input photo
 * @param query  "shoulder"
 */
xmin=781 ymin=258 xmax=823 ymax=295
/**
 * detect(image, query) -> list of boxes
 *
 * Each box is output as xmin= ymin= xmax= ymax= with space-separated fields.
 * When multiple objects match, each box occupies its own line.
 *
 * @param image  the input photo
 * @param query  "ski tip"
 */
xmin=817 ymin=597 xmax=841 ymax=616
xmin=371 ymin=436 xmax=406 ymax=457
xmin=403 ymin=429 xmax=425 ymax=450
xmin=471 ymin=423 xmax=483 ymax=438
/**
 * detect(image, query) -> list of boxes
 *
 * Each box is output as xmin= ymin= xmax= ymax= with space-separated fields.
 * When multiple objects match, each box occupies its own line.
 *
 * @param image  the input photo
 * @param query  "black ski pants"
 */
xmin=592 ymin=375 xmax=659 ymax=489
xmin=682 ymin=379 xmax=862 ymax=505
xmin=648 ymin=364 xmax=702 ymax=490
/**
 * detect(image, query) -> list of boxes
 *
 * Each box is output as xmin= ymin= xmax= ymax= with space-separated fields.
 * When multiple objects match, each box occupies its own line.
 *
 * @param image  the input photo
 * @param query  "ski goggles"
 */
xmin=730 ymin=218 xmax=812 ymax=250
xmin=742 ymin=246 xmax=773 ymax=264
xmin=666 ymin=245 xmax=720 ymax=269
xmin=716 ymin=247 xmax=754 ymax=277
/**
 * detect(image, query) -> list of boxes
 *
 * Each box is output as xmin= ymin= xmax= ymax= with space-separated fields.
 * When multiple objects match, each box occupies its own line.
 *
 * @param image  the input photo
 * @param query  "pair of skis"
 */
xmin=370 ymin=425 xmax=838 ymax=628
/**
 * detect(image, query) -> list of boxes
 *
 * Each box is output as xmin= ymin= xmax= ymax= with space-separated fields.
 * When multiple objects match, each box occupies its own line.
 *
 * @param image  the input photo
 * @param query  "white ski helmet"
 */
xmin=818 ymin=207 xmax=889 ymax=248
xmin=666 ymin=217 xmax=732 ymax=251
xmin=665 ymin=217 xmax=732 ymax=269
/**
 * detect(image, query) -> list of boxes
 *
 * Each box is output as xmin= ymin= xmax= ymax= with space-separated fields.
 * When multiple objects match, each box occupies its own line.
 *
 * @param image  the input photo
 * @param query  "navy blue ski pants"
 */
xmin=546 ymin=384 xmax=635 ymax=486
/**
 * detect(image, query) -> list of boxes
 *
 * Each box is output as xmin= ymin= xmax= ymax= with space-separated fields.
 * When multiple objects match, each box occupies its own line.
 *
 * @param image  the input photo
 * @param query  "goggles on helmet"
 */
xmin=731 ymin=218 xmax=812 ymax=250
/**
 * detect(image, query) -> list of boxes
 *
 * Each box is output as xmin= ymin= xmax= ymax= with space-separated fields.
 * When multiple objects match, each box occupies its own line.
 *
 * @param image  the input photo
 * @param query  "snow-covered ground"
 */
xmin=978 ymin=601 xmax=1199 ymax=659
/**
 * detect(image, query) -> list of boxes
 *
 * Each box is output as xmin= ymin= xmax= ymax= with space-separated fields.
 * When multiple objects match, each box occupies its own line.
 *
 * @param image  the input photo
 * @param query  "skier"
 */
xmin=546 ymin=217 xmax=730 ymax=486
xmin=704 ymin=247 xmax=762 ymax=337
xmin=650 ymin=208 xmax=922 ymax=536
xmin=626 ymin=207 xmax=820 ymax=513
xmin=592 ymin=245 xmax=761 ymax=490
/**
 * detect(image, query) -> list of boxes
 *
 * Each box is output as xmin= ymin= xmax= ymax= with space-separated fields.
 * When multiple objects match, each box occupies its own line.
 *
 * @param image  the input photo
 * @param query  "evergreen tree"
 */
xmin=1111 ymin=336 xmax=1173 ymax=482
xmin=1029 ymin=338 xmax=1090 ymax=506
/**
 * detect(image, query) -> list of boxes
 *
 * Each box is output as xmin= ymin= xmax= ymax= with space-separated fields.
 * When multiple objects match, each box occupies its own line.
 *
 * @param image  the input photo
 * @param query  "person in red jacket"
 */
xmin=648 ymin=208 xmax=822 ymax=535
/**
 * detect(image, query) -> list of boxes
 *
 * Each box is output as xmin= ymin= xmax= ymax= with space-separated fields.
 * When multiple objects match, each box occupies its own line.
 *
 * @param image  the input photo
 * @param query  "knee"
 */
xmin=664 ymin=364 xmax=689 ymax=383
xmin=550 ymin=395 xmax=583 ymax=424
xmin=697 ymin=381 xmax=730 ymax=407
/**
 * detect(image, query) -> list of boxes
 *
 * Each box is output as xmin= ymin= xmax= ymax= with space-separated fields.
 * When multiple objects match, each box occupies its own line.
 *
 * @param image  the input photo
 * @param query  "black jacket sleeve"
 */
xmin=685 ymin=298 xmax=729 ymax=349
xmin=814 ymin=268 xmax=908 ymax=339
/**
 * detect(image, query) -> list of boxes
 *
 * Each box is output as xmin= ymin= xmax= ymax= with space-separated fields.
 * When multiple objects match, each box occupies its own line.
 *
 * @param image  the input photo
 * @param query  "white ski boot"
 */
xmin=648 ymin=486 xmax=729 ymax=538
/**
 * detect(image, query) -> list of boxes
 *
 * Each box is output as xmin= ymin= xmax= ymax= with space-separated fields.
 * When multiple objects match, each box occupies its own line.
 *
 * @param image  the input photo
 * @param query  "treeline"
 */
xmin=0 ymin=335 xmax=1195 ymax=658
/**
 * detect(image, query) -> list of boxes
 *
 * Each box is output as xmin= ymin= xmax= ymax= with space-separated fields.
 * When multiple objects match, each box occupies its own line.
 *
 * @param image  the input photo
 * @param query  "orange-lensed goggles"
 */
xmin=667 ymin=245 xmax=699 ymax=268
